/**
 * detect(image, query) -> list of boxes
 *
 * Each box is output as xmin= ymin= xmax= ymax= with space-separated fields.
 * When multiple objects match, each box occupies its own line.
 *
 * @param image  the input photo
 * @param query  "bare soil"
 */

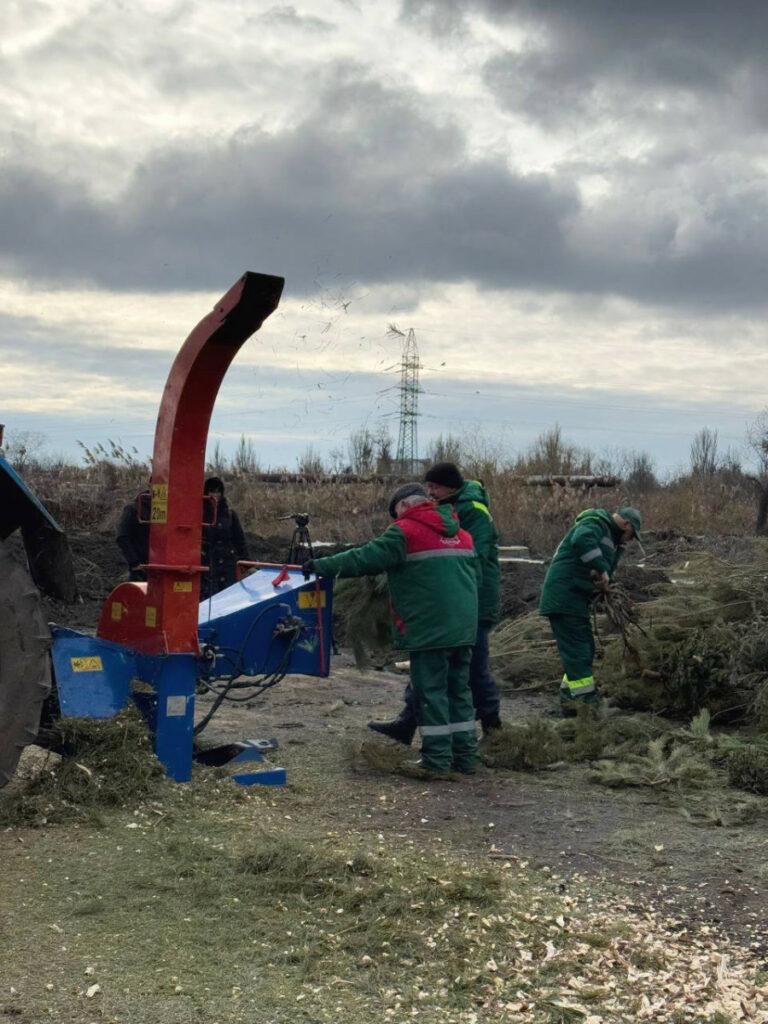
xmin=200 ymin=659 xmax=768 ymax=963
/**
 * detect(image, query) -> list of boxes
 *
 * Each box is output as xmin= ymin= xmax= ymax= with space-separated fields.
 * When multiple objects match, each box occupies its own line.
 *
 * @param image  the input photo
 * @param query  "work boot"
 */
xmin=367 ymin=718 xmax=417 ymax=746
xmin=480 ymin=713 xmax=502 ymax=735
xmin=401 ymin=759 xmax=460 ymax=781
xmin=559 ymin=691 xmax=602 ymax=719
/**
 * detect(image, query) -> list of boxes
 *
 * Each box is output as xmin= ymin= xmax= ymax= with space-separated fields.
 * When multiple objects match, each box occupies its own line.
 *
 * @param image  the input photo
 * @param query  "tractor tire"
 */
xmin=0 ymin=538 xmax=52 ymax=788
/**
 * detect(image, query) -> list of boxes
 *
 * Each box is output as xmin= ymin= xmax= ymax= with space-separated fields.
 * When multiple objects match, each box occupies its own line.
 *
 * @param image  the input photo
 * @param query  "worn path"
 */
xmin=201 ymin=659 xmax=768 ymax=962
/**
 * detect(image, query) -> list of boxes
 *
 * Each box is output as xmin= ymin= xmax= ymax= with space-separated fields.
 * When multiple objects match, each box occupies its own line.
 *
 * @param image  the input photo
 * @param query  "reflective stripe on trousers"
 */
xmin=420 ymin=719 xmax=476 ymax=736
xmin=560 ymin=673 xmax=596 ymax=696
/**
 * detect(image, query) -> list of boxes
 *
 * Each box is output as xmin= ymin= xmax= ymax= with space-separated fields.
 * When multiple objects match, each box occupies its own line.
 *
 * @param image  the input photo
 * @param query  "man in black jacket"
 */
xmin=200 ymin=477 xmax=249 ymax=599
xmin=116 ymin=489 xmax=150 ymax=581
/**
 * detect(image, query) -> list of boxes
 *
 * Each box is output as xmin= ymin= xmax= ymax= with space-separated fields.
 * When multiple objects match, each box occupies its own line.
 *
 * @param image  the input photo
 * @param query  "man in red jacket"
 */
xmin=306 ymin=484 xmax=479 ymax=777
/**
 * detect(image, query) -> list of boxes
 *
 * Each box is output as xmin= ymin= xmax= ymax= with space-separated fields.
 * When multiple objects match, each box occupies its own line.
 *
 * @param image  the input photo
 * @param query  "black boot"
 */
xmin=480 ymin=713 xmax=502 ymax=735
xmin=368 ymin=718 xmax=416 ymax=746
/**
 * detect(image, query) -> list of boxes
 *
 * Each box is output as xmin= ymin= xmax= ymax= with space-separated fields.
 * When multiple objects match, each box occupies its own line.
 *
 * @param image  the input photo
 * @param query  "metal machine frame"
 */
xmin=3 ymin=272 xmax=334 ymax=787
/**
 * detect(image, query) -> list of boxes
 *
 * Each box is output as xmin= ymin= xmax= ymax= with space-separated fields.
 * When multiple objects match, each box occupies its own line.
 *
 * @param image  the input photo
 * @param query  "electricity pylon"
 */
xmin=395 ymin=328 xmax=421 ymax=476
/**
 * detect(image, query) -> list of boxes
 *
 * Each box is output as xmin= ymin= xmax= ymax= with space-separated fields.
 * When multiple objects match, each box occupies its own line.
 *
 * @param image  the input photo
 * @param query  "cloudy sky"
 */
xmin=2 ymin=0 xmax=767 ymax=472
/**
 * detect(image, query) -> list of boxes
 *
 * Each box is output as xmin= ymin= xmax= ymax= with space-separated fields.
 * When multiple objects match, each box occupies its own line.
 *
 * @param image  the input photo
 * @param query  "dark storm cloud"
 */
xmin=0 ymin=67 xmax=577 ymax=296
xmin=399 ymin=1 xmax=768 ymax=311
xmin=405 ymin=0 xmax=768 ymax=72
xmin=1 ymin=58 xmax=767 ymax=312
xmin=404 ymin=0 xmax=768 ymax=128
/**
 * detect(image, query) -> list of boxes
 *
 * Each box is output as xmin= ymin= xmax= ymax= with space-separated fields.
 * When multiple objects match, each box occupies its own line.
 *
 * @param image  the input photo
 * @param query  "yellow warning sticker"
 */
xmin=111 ymin=602 xmax=123 ymax=622
xmin=298 ymin=590 xmax=326 ymax=609
xmin=151 ymin=483 xmax=168 ymax=524
xmin=71 ymin=656 xmax=103 ymax=673
xmin=145 ymin=606 xmax=157 ymax=628
xmin=173 ymin=581 xmax=193 ymax=593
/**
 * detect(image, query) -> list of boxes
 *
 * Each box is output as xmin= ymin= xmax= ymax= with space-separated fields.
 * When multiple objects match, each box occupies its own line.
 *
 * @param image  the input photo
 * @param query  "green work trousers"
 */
xmin=409 ymin=646 xmax=478 ymax=773
xmin=546 ymin=614 xmax=599 ymax=710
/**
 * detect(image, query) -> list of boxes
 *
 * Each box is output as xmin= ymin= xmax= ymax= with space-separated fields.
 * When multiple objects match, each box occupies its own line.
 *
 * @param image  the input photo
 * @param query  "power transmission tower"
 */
xmin=395 ymin=328 xmax=421 ymax=476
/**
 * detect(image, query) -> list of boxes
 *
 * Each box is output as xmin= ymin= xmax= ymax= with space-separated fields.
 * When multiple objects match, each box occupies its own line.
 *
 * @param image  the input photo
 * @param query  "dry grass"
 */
xmin=0 ymin=708 xmax=165 ymax=827
xmin=347 ymin=735 xmax=412 ymax=775
xmin=17 ymin=449 xmax=761 ymax=551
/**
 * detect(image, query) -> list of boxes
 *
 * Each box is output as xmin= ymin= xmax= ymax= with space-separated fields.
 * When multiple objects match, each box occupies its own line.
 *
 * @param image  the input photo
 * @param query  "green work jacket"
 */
xmin=312 ymin=501 xmax=478 ymax=652
xmin=443 ymin=480 xmax=501 ymax=627
xmin=539 ymin=508 xmax=625 ymax=619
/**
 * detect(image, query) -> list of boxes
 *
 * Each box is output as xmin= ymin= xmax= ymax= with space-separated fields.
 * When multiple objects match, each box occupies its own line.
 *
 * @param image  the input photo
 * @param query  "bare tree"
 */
xmin=232 ymin=435 xmax=260 ymax=476
xmin=296 ymin=446 xmax=325 ymax=477
xmin=426 ymin=433 xmax=465 ymax=466
xmin=347 ymin=428 xmax=376 ymax=476
xmin=689 ymin=427 xmax=719 ymax=479
xmin=373 ymin=425 xmax=394 ymax=476
xmin=516 ymin=425 xmax=593 ymax=476
xmin=206 ymin=440 xmax=228 ymax=476
xmin=5 ymin=430 xmax=48 ymax=471
xmin=624 ymin=451 xmax=659 ymax=493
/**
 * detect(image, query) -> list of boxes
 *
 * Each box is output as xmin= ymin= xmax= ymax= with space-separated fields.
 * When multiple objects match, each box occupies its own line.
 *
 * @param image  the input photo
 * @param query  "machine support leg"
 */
xmin=137 ymin=653 xmax=197 ymax=783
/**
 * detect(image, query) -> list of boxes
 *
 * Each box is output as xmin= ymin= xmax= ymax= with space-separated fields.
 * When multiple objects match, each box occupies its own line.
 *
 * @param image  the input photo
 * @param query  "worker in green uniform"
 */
xmin=368 ymin=462 xmax=502 ymax=743
xmin=304 ymin=483 xmax=479 ymax=777
xmin=539 ymin=507 xmax=642 ymax=714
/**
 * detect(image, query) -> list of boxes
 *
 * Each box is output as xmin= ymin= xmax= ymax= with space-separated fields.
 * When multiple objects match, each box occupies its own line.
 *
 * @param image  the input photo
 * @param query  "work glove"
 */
xmin=301 ymin=559 xmax=315 ymax=580
xmin=590 ymin=570 xmax=610 ymax=593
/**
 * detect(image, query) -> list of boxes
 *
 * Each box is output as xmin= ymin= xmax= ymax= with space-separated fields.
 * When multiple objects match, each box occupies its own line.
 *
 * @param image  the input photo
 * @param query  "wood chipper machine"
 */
xmin=0 ymin=272 xmax=332 ymax=789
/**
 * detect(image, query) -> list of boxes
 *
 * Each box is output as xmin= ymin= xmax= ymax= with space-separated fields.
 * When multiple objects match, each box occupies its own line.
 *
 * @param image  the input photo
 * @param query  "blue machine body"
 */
xmin=198 ymin=568 xmax=332 ymax=679
xmin=132 ymin=652 xmax=198 ymax=783
xmin=51 ymin=626 xmax=135 ymax=718
xmin=49 ymin=570 xmax=333 ymax=785
xmin=0 ymin=454 xmax=62 ymax=538
xmin=227 ymin=740 xmax=287 ymax=787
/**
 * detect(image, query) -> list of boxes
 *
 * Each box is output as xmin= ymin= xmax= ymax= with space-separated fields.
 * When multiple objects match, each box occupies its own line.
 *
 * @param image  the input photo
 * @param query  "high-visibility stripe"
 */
xmin=560 ymin=673 xmax=596 ymax=695
xmin=406 ymin=548 xmax=475 ymax=561
xmin=470 ymin=500 xmax=491 ymax=517
xmin=419 ymin=720 xmax=477 ymax=737
xmin=449 ymin=719 xmax=477 ymax=734
xmin=579 ymin=548 xmax=602 ymax=563
xmin=600 ymin=536 xmax=616 ymax=551
xmin=420 ymin=723 xmax=453 ymax=736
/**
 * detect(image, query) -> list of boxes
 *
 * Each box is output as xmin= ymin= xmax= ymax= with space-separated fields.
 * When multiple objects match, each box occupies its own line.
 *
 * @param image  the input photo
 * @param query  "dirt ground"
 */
xmin=25 ymin=525 xmax=768 ymax=969
xmin=200 ymin=658 xmax=768 ymax=963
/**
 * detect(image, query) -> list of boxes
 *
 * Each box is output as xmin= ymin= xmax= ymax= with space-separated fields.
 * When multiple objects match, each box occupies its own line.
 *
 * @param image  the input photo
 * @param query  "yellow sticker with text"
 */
xmin=173 ymin=581 xmax=193 ymax=593
xmin=111 ymin=602 xmax=123 ymax=621
xmin=71 ymin=656 xmax=103 ymax=672
xmin=298 ymin=591 xmax=326 ymax=609
xmin=145 ymin=606 xmax=157 ymax=628
xmin=151 ymin=483 xmax=168 ymax=524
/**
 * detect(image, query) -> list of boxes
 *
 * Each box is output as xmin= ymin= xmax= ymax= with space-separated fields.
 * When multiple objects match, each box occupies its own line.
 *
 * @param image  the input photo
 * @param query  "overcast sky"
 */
xmin=2 ymin=0 xmax=767 ymax=472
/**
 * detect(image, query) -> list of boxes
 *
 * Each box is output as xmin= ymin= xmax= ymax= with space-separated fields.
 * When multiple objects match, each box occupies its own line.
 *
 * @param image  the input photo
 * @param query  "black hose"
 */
xmin=193 ymin=603 xmax=301 ymax=735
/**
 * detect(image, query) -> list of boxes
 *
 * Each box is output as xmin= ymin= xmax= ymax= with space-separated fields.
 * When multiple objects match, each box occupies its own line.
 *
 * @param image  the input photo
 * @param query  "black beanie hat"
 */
xmin=388 ymin=483 xmax=428 ymax=519
xmin=204 ymin=476 xmax=225 ymax=495
xmin=424 ymin=462 xmax=464 ymax=491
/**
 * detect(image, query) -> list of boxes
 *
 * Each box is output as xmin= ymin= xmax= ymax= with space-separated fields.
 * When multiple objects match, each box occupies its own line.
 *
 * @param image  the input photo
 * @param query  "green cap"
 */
xmin=617 ymin=506 xmax=643 ymax=539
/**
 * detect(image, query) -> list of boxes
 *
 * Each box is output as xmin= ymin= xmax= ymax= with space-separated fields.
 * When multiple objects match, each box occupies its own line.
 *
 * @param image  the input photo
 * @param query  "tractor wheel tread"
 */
xmin=0 ymin=538 xmax=52 ymax=788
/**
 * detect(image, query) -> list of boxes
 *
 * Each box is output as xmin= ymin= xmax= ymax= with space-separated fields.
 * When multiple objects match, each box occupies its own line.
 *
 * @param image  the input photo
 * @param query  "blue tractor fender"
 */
xmin=0 ymin=453 xmax=77 ymax=602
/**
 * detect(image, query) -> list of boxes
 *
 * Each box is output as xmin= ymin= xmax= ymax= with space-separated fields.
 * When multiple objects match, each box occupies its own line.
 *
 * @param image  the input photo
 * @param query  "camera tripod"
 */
xmin=278 ymin=512 xmax=314 ymax=565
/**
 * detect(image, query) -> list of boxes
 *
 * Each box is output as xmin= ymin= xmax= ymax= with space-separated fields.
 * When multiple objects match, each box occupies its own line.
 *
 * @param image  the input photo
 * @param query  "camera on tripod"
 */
xmin=277 ymin=512 xmax=313 ymax=564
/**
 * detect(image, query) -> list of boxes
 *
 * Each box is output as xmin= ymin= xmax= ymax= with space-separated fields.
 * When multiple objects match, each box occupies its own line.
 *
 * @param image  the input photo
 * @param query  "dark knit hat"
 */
xmin=388 ymin=483 xmax=428 ymax=519
xmin=204 ymin=476 xmax=225 ymax=495
xmin=424 ymin=462 xmax=464 ymax=491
